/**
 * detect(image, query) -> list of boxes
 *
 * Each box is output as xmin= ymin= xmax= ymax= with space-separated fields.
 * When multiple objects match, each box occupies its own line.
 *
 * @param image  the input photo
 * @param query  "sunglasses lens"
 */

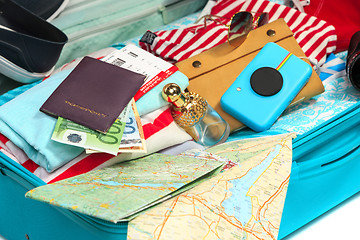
xmin=228 ymin=12 xmax=253 ymax=41
xmin=257 ymin=13 xmax=269 ymax=27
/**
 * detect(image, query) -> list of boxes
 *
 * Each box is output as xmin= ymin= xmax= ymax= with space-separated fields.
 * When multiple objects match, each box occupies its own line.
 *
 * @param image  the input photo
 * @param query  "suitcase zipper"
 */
xmin=292 ymin=103 xmax=360 ymax=165
xmin=0 ymin=163 xmax=6 ymax=176
xmin=61 ymin=0 xmax=184 ymax=14
xmin=64 ymin=0 xmax=200 ymax=44
xmin=293 ymin=102 xmax=360 ymax=152
xmin=66 ymin=6 xmax=160 ymax=43
xmin=0 ymin=152 xmax=45 ymax=187
xmin=60 ymin=0 xmax=98 ymax=14
xmin=0 ymin=152 xmax=128 ymax=232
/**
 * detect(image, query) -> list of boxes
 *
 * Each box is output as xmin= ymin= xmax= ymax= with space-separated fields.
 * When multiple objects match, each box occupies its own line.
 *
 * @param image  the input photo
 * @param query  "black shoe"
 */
xmin=11 ymin=0 xmax=69 ymax=21
xmin=0 ymin=0 xmax=68 ymax=83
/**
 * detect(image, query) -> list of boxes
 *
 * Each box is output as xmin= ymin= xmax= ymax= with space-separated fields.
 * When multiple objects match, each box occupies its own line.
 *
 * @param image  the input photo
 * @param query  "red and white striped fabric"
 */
xmin=140 ymin=0 xmax=337 ymax=65
xmin=0 ymin=106 xmax=191 ymax=184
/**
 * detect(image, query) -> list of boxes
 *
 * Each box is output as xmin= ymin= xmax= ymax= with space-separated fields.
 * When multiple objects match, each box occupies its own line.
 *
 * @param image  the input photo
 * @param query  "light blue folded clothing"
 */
xmin=0 ymin=80 xmax=41 ymax=107
xmin=136 ymin=71 xmax=189 ymax=116
xmin=0 ymin=70 xmax=84 ymax=172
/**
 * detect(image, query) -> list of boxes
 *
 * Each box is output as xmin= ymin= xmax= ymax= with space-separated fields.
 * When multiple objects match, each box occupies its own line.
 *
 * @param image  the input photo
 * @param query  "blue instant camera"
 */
xmin=220 ymin=42 xmax=312 ymax=132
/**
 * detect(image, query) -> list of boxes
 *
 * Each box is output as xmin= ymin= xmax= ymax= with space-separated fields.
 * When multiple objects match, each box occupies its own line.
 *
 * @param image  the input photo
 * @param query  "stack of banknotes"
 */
xmin=51 ymin=98 xmax=146 ymax=155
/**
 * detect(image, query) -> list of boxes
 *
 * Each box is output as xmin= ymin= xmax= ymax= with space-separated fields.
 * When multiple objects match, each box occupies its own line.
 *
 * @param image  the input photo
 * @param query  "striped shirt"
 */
xmin=140 ymin=0 xmax=336 ymax=65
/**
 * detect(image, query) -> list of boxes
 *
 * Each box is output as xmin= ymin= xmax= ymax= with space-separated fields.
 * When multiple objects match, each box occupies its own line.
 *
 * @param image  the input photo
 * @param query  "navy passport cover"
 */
xmin=40 ymin=56 xmax=145 ymax=133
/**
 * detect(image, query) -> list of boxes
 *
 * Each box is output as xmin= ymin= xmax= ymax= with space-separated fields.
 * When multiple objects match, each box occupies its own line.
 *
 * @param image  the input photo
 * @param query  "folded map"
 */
xmin=25 ymin=153 xmax=225 ymax=222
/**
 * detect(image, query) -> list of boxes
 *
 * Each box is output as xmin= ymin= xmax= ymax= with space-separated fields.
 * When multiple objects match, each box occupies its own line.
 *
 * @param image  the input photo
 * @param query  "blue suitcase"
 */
xmin=1 ymin=63 xmax=360 ymax=240
xmin=1 ymin=2 xmax=360 ymax=240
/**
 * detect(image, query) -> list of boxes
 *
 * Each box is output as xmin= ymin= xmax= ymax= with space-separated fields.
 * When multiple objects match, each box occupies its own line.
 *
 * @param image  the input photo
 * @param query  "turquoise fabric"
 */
xmin=0 ymin=70 xmax=84 ymax=172
xmin=0 ymin=80 xmax=40 ymax=107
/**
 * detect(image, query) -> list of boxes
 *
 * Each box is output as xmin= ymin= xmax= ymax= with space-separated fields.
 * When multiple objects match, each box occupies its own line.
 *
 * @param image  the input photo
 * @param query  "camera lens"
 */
xmin=250 ymin=67 xmax=283 ymax=96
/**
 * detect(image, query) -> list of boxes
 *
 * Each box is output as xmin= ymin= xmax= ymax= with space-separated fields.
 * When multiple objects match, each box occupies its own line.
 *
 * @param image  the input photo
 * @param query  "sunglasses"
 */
xmin=196 ymin=11 xmax=269 ymax=46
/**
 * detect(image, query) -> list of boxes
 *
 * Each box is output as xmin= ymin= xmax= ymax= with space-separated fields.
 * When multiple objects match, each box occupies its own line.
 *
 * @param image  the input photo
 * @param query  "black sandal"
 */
xmin=0 ymin=0 xmax=68 ymax=83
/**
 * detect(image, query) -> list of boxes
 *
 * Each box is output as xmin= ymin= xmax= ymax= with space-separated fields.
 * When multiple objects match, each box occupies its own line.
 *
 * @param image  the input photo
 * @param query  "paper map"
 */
xmin=128 ymin=133 xmax=295 ymax=240
xmin=25 ymin=153 xmax=224 ymax=222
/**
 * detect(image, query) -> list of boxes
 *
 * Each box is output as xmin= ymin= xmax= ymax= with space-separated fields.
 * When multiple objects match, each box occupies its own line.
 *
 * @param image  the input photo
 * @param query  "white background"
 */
xmin=282 ymin=191 xmax=360 ymax=239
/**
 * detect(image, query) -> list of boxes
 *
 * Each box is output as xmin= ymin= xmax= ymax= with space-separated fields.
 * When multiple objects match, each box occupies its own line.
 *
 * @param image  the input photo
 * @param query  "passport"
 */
xmin=40 ymin=56 xmax=146 ymax=133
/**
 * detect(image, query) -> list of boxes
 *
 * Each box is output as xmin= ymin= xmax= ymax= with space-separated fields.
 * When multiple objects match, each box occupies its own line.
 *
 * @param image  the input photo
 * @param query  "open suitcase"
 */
xmin=2 ymin=78 xmax=360 ymax=240
xmin=1 ymin=1 xmax=360 ymax=240
xmin=2 ymin=98 xmax=360 ymax=240
xmin=0 ymin=0 xmax=208 ymax=95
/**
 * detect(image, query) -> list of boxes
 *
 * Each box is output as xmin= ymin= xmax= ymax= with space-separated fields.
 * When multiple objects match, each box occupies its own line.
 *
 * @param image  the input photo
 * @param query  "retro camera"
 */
xmin=220 ymin=42 xmax=312 ymax=132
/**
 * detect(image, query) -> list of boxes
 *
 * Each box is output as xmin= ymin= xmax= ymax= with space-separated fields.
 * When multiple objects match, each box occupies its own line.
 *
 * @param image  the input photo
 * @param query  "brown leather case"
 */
xmin=176 ymin=19 xmax=324 ymax=132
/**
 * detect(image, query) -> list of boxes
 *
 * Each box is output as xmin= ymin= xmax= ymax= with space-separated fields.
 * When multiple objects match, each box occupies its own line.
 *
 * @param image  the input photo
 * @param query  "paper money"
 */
xmin=86 ymin=100 xmax=147 ymax=154
xmin=51 ymin=103 xmax=131 ymax=155
xmin=119 ymin=99 xmax=146 ymax=152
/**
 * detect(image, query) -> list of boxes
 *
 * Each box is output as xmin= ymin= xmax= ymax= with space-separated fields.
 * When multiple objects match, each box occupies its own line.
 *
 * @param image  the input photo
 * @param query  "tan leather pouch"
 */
xmin=176 ymin=19 xmax=324 ymax=132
